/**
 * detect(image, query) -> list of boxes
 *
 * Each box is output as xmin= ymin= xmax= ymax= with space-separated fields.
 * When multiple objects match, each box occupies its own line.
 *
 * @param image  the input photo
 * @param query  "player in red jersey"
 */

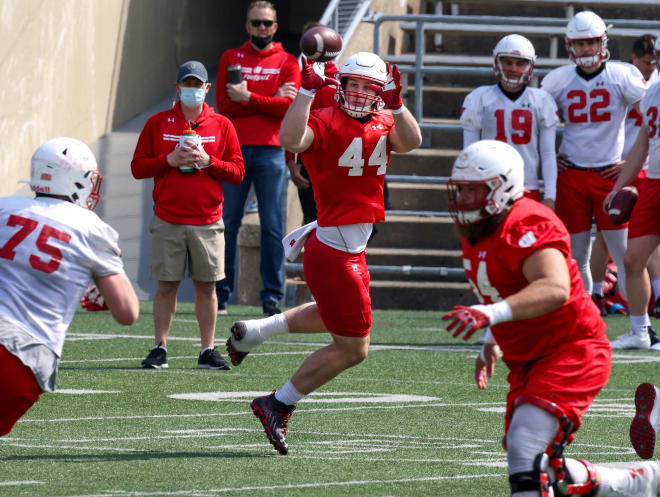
xmin=442 ymin=140 xmax=659 ymax=496
xmin=223 ymin=51 xmax=422 ymax=455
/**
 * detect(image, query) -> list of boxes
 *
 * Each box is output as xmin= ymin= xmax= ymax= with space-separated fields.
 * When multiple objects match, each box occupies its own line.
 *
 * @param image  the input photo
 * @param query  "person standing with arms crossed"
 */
xmin=132 ymin=60 xmax=244 ymax=370
xmin=215 ymin=0 xmax=301 ymax=317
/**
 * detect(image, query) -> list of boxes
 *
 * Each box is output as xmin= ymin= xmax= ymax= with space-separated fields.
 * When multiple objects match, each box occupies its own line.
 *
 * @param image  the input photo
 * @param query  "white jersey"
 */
xmin=0 ymin=196 xmax=124 ymax=356
xmin=623 ymin=70 xmax=659 ymax=162
xmin=542 ymin=62 xmax=647 ymax=167
xmin=461 ymin=84 xmax=559 ymax=191
xmin=640 ymin=81 xmax=660 ymax=179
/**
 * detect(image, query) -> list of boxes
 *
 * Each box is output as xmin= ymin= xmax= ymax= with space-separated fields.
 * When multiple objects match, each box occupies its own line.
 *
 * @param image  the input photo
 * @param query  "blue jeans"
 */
xmin=216 ymin=146 xmax=286 ymax=305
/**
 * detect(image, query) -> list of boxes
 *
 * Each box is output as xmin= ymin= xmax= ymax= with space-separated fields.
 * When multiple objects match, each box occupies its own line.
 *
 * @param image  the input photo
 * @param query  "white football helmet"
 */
xmin=335 ymin=51 xmax=387 ymax=118
xmin=28 ymin=137 xmax=102 ymax=210
xmin=565 ymin=11 xmax=609 ymax=68
xmin=448 ymin=140 xmax=524 ymax=226
xmin=493 ymin=34 xmax=536 ymax=89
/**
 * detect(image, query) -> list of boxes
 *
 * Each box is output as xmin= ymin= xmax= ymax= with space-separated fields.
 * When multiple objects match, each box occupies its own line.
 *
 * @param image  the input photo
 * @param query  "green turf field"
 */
xmin=0 ymin=303 xmax=656 ymax=497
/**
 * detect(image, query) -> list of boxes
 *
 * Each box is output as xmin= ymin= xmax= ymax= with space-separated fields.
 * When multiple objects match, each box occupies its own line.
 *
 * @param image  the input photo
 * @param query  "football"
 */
xmin=608 ymin=186 xmax=639 ymax=225
xmin=300 ymin=26 xmax=342 ymax=62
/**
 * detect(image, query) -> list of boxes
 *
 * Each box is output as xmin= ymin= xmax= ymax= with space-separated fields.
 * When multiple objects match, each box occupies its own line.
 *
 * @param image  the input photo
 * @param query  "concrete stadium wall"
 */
xmin=0 ymin=0 xmax=314 ymax=197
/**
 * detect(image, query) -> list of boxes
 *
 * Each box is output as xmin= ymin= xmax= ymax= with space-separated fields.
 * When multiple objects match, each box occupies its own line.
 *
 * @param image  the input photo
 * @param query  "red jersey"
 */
xmin=461 ymin=197 xmax=606 ymax=362
xmin=300 ymin=107 xmax=395 ymax=226
xmin=131 ymin=102 xmax=244 ymax=225
xmin=216 ymin=41 xmax=301 ymax=146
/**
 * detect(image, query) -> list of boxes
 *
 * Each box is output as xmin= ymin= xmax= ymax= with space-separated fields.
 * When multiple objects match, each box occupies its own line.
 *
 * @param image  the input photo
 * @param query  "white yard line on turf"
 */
xmin=0 ymin=481 xmax=43 ymax=486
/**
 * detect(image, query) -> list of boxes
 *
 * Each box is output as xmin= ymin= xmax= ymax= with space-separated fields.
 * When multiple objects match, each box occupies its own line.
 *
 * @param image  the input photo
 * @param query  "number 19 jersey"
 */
xmin=300 ymin=106 xmax=394 ymax=227
xmin=0 ymin=196 xmax=124 ymax=356
xmin=461 ymin=85 xmax=558 ymax=192
xmin=541 ymin=62 xmax=646 ymax=167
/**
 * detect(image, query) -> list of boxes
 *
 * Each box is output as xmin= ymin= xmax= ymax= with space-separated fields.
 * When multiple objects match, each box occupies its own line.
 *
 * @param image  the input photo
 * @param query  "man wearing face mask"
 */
xmin=131 ymin=60 xmax=245 ymax=370
xmin=215 ymin=0 xmax=301 ymax=317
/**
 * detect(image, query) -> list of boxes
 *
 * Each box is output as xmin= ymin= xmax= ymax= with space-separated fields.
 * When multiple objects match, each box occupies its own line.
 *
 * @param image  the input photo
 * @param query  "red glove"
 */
xmin=369 ymin=62 xmax=403 ymax=111
xmin=300 ymin=57 xmax=340 ymax=94
xmin=81 ymin=284 xmax=108 ymax=312
xmin=442 ymin=305 xmax=491 ymax=341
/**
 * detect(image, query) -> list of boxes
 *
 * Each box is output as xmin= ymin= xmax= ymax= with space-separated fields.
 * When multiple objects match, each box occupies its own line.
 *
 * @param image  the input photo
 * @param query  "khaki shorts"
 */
xmin=150 ymin=216 xmax=225 ymax=282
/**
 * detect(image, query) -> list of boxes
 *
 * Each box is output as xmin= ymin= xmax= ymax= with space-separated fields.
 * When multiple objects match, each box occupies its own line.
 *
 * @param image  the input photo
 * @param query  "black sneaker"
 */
xmin=251 ymin=393 xmax=296 ymax=455
xmin=217 ymin=302 xmax=228 ymax=316
xmin=226 ymin=321 xmax=249 ymax=366
xmin=141 ymin=347 xmax=168 ymax=369
xmin=648 ymin=326 xmax=660 ymax=347
xmin=262 ymin=300 xmax=282 ymax=316
xmin=591 ymin=294 xmax=608 ymax=317
xmin=197 ymin=348 xmax=231 ymax=370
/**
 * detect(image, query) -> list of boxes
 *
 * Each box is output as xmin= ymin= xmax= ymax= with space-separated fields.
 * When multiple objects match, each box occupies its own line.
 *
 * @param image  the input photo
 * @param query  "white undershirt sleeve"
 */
xmin=539 ymin=126 xmax=558 ymax=201
xmin=462 ymin=128 xmax=481 ymax=149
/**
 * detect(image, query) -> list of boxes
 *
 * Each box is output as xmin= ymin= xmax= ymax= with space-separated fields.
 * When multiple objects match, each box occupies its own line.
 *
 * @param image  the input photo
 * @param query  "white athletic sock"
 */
xmin=259 ymin=312 xmax=289 ymax=339
xmin=233 ymin=313 xmax=290 ymax=352
xmin=201 ymin=346 xmax=214 ymax=353
xmin=275 ymin=380 xmax=304 ymax=406
xmin=592 ymin=282 xmax=604 ymax=296
xmin=597 ymin=461 xmax=659 ymax=496
xmin=652 ymin=278 xmax=660 ymax=301
xmin=153 ymin=344 xmax=167 ymax=352
xmin=630 ymin=314 xmax=651 ymax=335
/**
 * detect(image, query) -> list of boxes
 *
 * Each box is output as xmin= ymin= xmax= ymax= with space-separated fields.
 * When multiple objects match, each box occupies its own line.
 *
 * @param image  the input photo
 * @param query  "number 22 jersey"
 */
xmin=541 ymin=62 xmax=646 ymax=167
xmin=0 ymin=196 xmax=124 ymax=356
xmin=461 ymin=197 xmax=605 ymax=363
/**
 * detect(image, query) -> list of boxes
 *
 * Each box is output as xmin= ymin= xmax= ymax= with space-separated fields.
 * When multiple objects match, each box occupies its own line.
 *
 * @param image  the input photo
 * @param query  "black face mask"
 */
xmin=251 ymin=35 xmax=273 ymax=49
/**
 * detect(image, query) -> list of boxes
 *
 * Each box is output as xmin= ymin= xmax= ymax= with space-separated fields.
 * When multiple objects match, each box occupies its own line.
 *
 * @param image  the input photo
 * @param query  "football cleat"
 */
xmin=591 ymin=294 xmax=608 ymax=317
xmin=610 ymin=330 xmax=651 ymax=350
xmin=251 ymin=393 xmax=296 ymax=455
xmin=226 ymin=321 xmax=250 ymax=366
xmin=649 ymin=326 xmax=660 ymax=347
xmin=631 ymin=383 xmax=660 ymax=459
xmin=141 ymin=347 xmax=168 ymax=369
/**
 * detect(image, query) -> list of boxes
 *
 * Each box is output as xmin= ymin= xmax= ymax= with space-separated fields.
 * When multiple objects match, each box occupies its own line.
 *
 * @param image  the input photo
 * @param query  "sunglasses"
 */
xmin=249 ymin=19 xmax=274 ymax=27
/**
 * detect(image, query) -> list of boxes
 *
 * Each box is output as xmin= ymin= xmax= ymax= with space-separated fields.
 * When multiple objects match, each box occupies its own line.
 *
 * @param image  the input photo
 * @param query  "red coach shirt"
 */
xmin=216 ymin=41 xmax=301 ymax=146
xmin=461 ymin=197 xmax=606 ymax=362
xmin=300 ymin=107 xmax=395 ymax=227
xmin=131 ymin=102 xmax=244 ymax=225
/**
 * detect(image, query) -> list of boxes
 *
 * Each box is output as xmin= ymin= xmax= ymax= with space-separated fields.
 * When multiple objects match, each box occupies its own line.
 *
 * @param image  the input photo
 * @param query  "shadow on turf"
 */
xmin=3 ymin=450 xmax=269 ymax=462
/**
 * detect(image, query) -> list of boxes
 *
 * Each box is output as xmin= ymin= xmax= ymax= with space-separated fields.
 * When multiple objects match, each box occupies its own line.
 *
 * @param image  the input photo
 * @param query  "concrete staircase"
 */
xmin=285 ymin=0 xmax=660 ymax=311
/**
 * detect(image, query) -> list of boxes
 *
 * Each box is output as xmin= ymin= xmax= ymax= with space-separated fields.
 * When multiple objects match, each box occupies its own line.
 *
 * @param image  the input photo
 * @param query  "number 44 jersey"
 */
xmin=460 ymin=84 xmax=559 ymax=192
xmin=541 ymin=62 xmax=647 ymax=167
xmin=300 ymin=106 xmax=395 ymax=227
xmin=0 ymin=196 xmax=124 ymax=357
xmin=460 ymin=197 xmax=605 ymax=362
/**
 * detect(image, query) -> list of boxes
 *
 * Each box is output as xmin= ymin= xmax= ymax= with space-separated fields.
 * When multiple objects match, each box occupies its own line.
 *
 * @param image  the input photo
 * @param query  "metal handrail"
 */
xmin=372 ymin=13 xmax=660 ymax=130
xmin=285 ymin=262 xmax=467 ymax=280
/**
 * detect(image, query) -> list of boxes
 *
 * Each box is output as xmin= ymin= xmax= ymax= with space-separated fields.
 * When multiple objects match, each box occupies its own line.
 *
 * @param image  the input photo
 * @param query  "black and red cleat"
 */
xmin=225 ymin=322 xmax=249 ymax=366
xmin=630 ymin=382 xmax=660 ymax=459
xmin=251 ymin=393 xmax=296 ymax=455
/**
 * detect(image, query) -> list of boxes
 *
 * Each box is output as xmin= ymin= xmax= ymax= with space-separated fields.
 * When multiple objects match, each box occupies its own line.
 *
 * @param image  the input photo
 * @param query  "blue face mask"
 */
xmin=180 ymin=86 xmax=206 ymax=107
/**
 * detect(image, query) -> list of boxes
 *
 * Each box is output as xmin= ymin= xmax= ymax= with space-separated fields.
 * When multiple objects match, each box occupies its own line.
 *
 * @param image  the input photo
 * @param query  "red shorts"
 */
xmin=632 ymin=169 xmax=648 ymax=189
xmin=628 ymin=178 xmax=660 ymax=239
xmin=504 ymin=337 xmax=611 ymax=435
xmin=303 ymin=231 xmax=372 ymax=337
xmin=0 ymin=345 xmax=42 ymax=435
xmin=523 ymin=190 xmax=541 ymax=202
xmin=556 ymin=167 xmax=625 ymax=232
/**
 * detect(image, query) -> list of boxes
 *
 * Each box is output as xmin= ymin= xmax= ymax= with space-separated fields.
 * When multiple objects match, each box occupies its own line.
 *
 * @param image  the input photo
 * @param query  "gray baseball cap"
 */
xmin=177 ymin=61 xmax=208 ymax=83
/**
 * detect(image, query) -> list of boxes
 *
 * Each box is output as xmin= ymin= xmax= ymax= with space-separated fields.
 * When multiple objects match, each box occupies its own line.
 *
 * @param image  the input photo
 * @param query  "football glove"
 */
xmin=369 ymin=62 xmax=403 ymax=112
xmin=300 ymin=57 xmax=340 ymax=96
xmin=80 ymin=284 xmax=108 ymax=312
xmin=442 ymin=305 xmax=491 ymax=341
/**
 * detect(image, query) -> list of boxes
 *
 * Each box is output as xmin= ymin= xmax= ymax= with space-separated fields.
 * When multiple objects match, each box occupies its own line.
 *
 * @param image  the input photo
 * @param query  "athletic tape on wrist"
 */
xmin=298 ymin=87 xmax=316 ymax=98
xmin=390 ymin=105 xmax=405 ymax=114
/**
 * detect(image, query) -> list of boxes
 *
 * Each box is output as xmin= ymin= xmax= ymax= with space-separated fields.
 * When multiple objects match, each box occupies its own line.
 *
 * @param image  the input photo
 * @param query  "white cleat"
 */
xmin=610 ymin=330 xmax=651 ymax=350
xmin=631 ymin=383 xmax=660 ymax=460
xmin=625 ymin=461 xmax=659 ymax=497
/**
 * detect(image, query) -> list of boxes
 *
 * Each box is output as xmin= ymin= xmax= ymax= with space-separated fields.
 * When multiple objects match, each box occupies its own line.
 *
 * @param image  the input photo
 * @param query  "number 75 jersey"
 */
xmin=460 ymin=85 xmax=559 ymax=189
xmin=300 ymin=106 xmax=394 ymax=227
xmin=0 ymin=196 xmax=124 ymax=356
xmin=541 ymin=62 xmax=646 ymax=167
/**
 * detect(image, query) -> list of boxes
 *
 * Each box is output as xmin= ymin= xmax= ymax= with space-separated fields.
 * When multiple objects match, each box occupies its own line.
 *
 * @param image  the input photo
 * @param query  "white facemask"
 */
xmin=180 ymin=87 xmax=205 ymax=107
